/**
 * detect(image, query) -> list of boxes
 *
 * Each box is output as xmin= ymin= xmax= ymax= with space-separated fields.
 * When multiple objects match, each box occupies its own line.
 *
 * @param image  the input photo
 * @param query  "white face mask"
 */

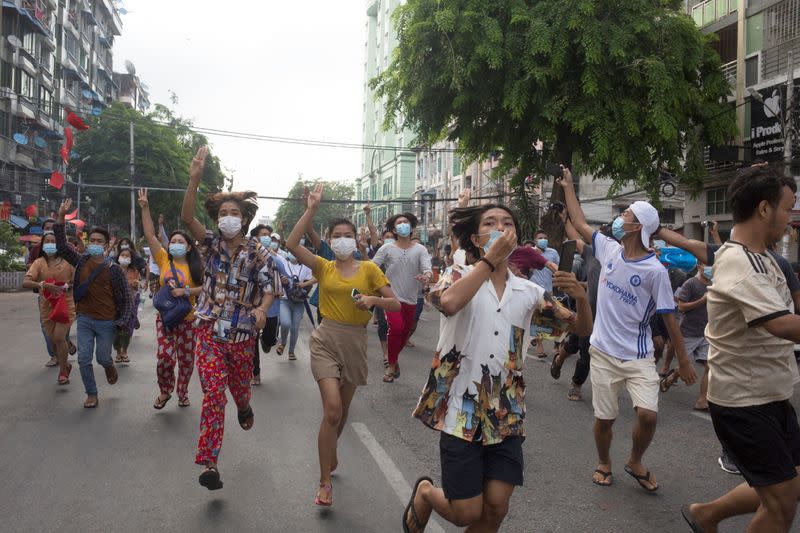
xmin=119 ymin=258 xmax=131 ymax=267
xmin=330 ymin=237 xmax=357 ymax=259
xmin=218 ymin=216 xmax=242 ymax=239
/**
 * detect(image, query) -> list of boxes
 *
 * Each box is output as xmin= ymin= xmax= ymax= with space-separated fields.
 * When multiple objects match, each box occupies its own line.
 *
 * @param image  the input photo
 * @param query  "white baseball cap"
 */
xmin=271 ymin=233 xmax=281 ymax=241
xmin=628 ymin=201 xmax=659 ymax=249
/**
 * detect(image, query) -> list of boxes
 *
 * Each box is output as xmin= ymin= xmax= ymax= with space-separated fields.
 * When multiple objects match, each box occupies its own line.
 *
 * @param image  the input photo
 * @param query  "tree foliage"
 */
xmin=273 ymin=179 xmax=355 ymax=236
xmin=0 ymin=221 xmax=24 ymax=271
xmin=373 ymin=0 xmax=737 ymax=199
xmin=73 ymin=102 xmax=228 ymax=235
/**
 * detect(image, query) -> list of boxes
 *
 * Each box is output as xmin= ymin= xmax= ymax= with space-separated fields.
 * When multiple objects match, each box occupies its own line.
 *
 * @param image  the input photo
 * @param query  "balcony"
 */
xmin=721 ymin=59 xmax=736 ymax=87
xmin=762 ymin=35 xmax=800 ymax=82
xmin=13 ymin=95 xmax=37 ymax=121
xmin=691 ymin=0 xmax=737 ymax=28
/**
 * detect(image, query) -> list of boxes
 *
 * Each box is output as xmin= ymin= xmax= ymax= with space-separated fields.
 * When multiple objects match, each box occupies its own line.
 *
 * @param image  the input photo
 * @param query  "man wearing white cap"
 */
xmin=558 ymin=167 xmax=696 ymax=492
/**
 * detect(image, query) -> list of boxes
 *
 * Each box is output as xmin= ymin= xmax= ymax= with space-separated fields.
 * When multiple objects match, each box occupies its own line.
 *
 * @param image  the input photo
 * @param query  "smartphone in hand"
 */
xmin=351 ymin=288 xmax=361 ymax=301
xmin=545 ymin=162 xmax=564 ymax=179
xmin=559 ymin=240 xmax=576 ymax=272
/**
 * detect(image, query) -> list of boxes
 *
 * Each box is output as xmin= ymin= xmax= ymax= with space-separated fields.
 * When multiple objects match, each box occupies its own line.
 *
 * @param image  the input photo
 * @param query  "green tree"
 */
xmin=373 ymin=0 xmax=737 ymax=240
xmin=273 ymin=179 xmax=355 ymax=236
xmin=72 ymin=102 xmax=227 ymax=234
xmin=0 ymin=222 xmax=24 ymax=271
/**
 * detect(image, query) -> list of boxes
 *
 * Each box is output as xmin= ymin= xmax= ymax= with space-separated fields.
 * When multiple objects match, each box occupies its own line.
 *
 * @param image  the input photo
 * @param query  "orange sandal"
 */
xmin=314 ymin=483 xmax=332 ymax=506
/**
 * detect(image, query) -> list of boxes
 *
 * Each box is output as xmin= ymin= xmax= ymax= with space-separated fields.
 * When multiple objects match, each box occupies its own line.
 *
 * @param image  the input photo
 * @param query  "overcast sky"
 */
xmin=113 ymin=1 xmax=366 ymax=219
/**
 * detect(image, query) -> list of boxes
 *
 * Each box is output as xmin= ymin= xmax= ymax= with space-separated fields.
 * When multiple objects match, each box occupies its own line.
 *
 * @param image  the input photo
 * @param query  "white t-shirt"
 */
xmin=590 ymin=232 xmax=675 ymax=361
xmin=282 ymin=262 xmax=313 ymax=300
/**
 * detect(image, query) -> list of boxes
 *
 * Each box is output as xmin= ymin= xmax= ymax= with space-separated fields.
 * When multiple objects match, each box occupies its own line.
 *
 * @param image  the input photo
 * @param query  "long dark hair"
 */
xmin=449 ymin=204 xmax=521 ymax=260
xmin=168 ymin=230 xmax=203 ymax=285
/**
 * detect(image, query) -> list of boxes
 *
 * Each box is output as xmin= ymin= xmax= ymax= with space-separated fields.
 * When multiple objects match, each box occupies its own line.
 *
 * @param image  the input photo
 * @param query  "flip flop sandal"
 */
xmin=121 ymin=355 xmax=130 ymax=363
xmin=288 ymin=353 xmax=297 ymax=361
xmin=67 ymin=341 xmax=77 ymax=356
xmin=83 ymin=396 xmax=98 ymax=408
xmin=383 ymin=373 xmax=395 ymax=383
xmin=550 ymin=357 xmax=562 ymax=380
xmin=178 ymin=398 xmax=190 ymax=408
xmin=314 ymin=483 xmax=332 ymax=507
xmin=567 ymin=386 xmax=582 ymax=401
xmin=57 ymin=372 xmax=70 ymax=385
xmin=115 ymin=354 xmax=124 ymax=363
xmin=402 ymin=476 xmax=432 ymax=532
xmin=659 ymin=369 xmax=677 ymax=393
xmin=199 ymin=467 xmax=223 ymax=491
xmin=681 ymin=504 xmax=706 ymax=533
xmin=383 ymin=359 xmax=389 ymax=368
xmin=238 ymin=406 xmax=254 ymax=430
xmin=624 ymin=465 xmax=659 ymax=492
xmin=153 ymin=394 xmax=172 ymax=410
xmin=592 ymin=469 xmax=613 ymax=486
xmin=276 ymin=344 xmax=285 ymax=355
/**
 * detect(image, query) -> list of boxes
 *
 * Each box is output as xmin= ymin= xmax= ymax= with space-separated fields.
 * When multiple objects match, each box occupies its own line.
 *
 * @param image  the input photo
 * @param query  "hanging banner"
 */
xmin=750 ymin=82 xmax=791 ymax=161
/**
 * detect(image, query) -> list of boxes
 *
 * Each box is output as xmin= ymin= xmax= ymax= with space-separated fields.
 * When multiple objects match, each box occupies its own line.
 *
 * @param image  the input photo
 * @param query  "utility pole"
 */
xmin=785 ymin=49 xmax=794 ymax=178
xmin=76 ymin=172 xmax=81 ymax=218
xmin=129 ymin=121 xmax=135 ymax=241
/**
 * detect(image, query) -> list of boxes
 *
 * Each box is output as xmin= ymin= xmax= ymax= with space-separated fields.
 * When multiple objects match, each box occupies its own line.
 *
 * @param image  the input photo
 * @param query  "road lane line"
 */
xmin=351 ymin=422 xmax=446 ymax=533
xmin=691 ymin=411 xmax=712 ymax=421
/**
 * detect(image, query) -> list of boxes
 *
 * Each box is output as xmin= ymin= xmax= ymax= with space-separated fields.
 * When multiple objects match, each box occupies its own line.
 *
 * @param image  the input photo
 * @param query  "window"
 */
xmin=452 ymin=155 xmax=461 ymax=176
xmin=40 ymin=49 xmax=53 ymax=73
xmin=0 ymin=110 xmax=9 ymax=137
xmin=707 ymin=186 xmax=729 ymax=215
xmin=64 ymin=31 xmax=78 ymax=61
xmin=22 ymin=32 xmax=35 ymax=57
xmin=745 ymin=55 xmax=759 ymax=86
xmin=660 ymin=208 xmax=676 ymax=224
xmin=79 ymin=48 xmax=88 ymax=72
xmin=39 ymin=86 xmax=53 ymax=116
xmin=19 ymin=71 xmax=35 ymax=99
xmin=0 ymin=61 xmax=12 ymax=89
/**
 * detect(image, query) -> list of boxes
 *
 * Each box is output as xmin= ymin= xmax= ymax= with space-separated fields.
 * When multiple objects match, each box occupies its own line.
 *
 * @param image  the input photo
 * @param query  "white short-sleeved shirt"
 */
xmin=590 ymin=232 xmax=675 ymax=361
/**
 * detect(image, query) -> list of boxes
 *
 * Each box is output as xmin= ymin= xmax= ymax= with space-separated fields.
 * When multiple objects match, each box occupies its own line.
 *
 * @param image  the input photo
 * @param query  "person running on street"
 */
xmin=22 ymin=230 xmax=76 ymax=385
xmin=402 ymin=203 xmax=592 ymax=533
xmin=180 ymin=147 xmax=274 ymax=490
xmin=250 ymin=224 xmax=283 ymax=385
xmin=558 ymin=167 xmax=696 ymax=492
xmin=140 ymin=188 xmax=203 ymax=409
xmin=54 ymin=199 xmax=132 ymax=408
xmin=286 ymin=183 xmax=399 ymax=507
xmin=372 ymin=228 xmax=395 ymax=369
xmin=404 ymin=235 xmax=429 ymax=348
xmin=372 ymin=212 xmax=432 ymax=383
xmin=278 ymin=250 xmax=315 ymax=361
xmin=682 ymin=165 xmax=800 ymax=533
xmin=112 ymin=246 xmax=142 ymax=364
xmin=29 ymin=218 xmax=64 ymax=368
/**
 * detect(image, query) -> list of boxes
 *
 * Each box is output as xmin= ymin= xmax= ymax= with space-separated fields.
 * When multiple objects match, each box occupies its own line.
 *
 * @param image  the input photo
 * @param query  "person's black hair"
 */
xmin=249 ymin=224 xmax=272 ymax=238
xmin=791 ymin=262 xmax=800 ymax=275
xmin=327 ymin=218 xmax=357 ymax=237
xmin=87 ymin=226 xmax=110 ymax=244
xmin=444 ymin=244 xmax=452 ymax=254
xmin=449 ymin=204 xmax=521 ymax=260
xmin=39 ymin=231 xmax=64 ymax=259
xmin=535 ymin=229 xmax=547 ymax=237
xmin=523 ymin=239 xmax=536 ymax=246
xmin=385 ymin=212 xmax=419 ymax=235
xmin=168 ymin=230 xmax=203 ymax=285
xmin=42 ymin=218 xmax=56 ymax=229
xmin=116 ymin=237 xmax=135 ymax=255
xmin=729 ymin=166 xmax=797 ymax=223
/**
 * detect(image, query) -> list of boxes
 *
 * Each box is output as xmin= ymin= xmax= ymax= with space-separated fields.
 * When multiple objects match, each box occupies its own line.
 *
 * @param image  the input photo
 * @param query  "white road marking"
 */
xmin=690 ymin=411 xmax=712 ymax=421
xmin=351 ymin=422 xmax=446 ymax=533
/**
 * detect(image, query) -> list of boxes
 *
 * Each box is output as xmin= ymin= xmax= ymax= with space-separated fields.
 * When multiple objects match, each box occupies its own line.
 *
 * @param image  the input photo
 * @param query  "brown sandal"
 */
xmin=383 ymin=373 xmax=395 ymax=383
xmin=104 ymin=364 xmax=118 ymax=385
xmin=153 ymin=394 xmax=171 ymax=410
xmin=83 ymin=395 xmax=98 ymax=408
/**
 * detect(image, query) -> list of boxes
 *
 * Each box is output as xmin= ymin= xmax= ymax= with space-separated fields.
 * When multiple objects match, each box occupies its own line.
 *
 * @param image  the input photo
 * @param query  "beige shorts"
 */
xmin=309 ymin=319 xmax=368 ymax=386
xmin=589 ymin=345 xmax=659 ymax=420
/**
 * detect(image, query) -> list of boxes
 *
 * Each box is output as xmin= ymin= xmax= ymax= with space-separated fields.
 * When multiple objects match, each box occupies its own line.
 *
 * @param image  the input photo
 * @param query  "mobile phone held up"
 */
xmin=351 ymin=288 xmax=361 ymax=301
xmin=545 ymin=162 xmax=563 ymax=180
xmin=559 ymin=240 xmax=576 ymax=272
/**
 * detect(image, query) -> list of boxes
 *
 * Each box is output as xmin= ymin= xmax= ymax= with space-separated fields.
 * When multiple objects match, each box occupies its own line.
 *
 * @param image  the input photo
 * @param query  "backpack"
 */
xmin=287 ymin=274 xmax=308 ymax=303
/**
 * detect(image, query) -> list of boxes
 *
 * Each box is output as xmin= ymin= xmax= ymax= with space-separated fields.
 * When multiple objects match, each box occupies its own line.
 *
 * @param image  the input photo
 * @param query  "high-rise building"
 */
xmin=0 ymin=0 xmax=123 ymax=225
xmin=354 ymin=0 xmax=416 ymax=229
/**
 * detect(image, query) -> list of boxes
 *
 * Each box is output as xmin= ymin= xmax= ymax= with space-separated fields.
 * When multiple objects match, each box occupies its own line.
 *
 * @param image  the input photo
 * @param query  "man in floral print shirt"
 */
xmin=402 ymin=204 xmax=593 ymax=533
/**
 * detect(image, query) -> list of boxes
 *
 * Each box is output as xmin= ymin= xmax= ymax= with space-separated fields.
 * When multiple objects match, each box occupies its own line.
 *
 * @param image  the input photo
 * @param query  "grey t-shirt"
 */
xmin=372 ymin=242 xmax=432 ymax=305
xmin=582 ymin=244 xmax=601 ymax=317
xmin=675 ymin=276 xmax=709 ymax=338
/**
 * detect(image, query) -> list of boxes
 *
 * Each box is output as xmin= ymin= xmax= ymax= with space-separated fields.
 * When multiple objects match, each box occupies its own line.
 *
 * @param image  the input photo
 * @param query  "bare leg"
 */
xmin=659 ymin=340 xmax=674 ymax=374
xmin=593 ymin=418 xmax=615 ymax=485
xmin=46 ymin=322 xmax=70 ymax=376
xmin=695 ymin=364 xmax=710 ymax=410
xmin=316 ymin=377 xmax=342 ymax=504
xmin=464 ymin=479 xmax=515 ymax=533
xmin=410 ymin=480 xmax=483 ymax=529
xmin=626 ymin=407 xmax=658 ymax=490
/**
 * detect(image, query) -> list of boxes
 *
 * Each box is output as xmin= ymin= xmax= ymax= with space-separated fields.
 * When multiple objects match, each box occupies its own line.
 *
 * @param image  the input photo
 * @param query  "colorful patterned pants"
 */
xmin=156 ymin=314 xmax=195 ymax=401
xmin=194 ymin=322 xmax=255 ymax=466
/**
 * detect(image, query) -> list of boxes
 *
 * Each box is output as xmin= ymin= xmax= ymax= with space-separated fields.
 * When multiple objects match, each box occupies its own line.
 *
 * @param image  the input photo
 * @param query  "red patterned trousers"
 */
xmin=156 ymin=315 xmax=195 ymax=401
xmin=194 ymin=321 xmax=255 ymax=466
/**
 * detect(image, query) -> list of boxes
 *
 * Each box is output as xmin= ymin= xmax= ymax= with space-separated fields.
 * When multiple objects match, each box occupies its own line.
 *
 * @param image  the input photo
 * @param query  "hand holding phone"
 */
xmin=545 ymin=162 xmax=564 ymax=179
xmin=558 ymin=240 xmax=576 ymax=272
xmin=351 ymin=288 xmax=361 ymax=301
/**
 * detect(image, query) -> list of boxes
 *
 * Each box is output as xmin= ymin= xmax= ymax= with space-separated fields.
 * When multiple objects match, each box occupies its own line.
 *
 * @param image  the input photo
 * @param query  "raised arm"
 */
xmin=287 ymin=183 xmax=323 ymax=270
xmin=138 ymin=189 xmax=164 ymax=256
xmin=157 ymin=213 xmax=169 ymax=247
xmin=181 ymin=146 xmax=209 ymax=242
xmin=708 ymin=220 xmax=722 ymax=245
xmin=655 ymin=226 xmax=709 ymax=265
xmin=364 ymin=203 xmax=379 ymax=248
xmin=301 ymin=186 xmax=323 ymax=250
xmin=564 ymin=217 xmax=586 ymax=255
xmin=557 ymin=168 xmax=594 ymax=243
xmin=55 ymin=199 xmax=81 ymax=266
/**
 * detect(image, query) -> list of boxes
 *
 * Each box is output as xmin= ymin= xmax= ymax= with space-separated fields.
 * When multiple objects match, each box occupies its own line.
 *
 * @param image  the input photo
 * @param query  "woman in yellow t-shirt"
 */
xmin=286 ymin=183 xmax=400 ymax=507
xmin=138 ymin=189 xmax=204 ymax=409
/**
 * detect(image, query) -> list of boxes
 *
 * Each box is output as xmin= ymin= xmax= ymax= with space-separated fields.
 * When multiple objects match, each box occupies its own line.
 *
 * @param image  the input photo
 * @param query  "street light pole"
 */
xmin=129 ymin=121 xmax=136 ymax=241
xmin=785 ymin=49 xmax=794 ymax=178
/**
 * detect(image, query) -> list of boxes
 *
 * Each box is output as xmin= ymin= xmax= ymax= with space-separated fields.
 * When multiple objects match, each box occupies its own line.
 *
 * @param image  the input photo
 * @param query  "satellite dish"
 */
xmin=118 ymin=7 xmax=128 ymax=15
xmin=91 ymin=106 xmax=102 ymax=116
xmin=33 ymin=136 xmax=47 ymax=149
xmin=12 ymin=133 xmax=28 ymax=145
xmin=124 ymin=60 xmax=136 ymax=75
xmin=7 ymin=35 xmax=22 ymax=48
xmin=81 ymin=89 xmax=93 ymax=99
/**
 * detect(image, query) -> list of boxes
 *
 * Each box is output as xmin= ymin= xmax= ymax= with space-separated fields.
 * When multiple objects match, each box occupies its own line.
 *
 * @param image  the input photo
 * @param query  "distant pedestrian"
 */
xmin=112 ymin=247 xmax=142 ymax=364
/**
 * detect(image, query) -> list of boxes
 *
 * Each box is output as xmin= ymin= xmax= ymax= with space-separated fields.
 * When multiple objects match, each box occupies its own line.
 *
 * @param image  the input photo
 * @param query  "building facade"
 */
xmin=0 ymin=0 xmax=123 ymax=225
xmin=113 ymin=70 xmax=149 ymax=112
xmin=354 ymin=0 xmax=416 ymax=230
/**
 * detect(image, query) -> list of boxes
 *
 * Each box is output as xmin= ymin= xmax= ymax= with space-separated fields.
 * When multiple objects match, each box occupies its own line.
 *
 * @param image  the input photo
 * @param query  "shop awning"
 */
xmin=9 ymin=214 xmax=29 ymax=229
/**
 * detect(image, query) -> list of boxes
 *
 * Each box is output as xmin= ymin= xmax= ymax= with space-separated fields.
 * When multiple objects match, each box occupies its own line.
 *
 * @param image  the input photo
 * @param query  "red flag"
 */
xmin=0 ymin=200 xmax=10 ymax=221
xmin=64 ymin=209 xmax=78 ymax=221
xmin=60 ymin=146 xmax=68 ymax=164
xmin=24 ymin=204 xmax=38 ymax=218
xmin=49 ymin=171 xmax=64 ymax=190
xmin=66 ymin=111 xmax=89 ymax=131
xmin=64 ymin=127 xmax=73 ymax=151
xmin=67 ymin=219 xmax=85 ymax=230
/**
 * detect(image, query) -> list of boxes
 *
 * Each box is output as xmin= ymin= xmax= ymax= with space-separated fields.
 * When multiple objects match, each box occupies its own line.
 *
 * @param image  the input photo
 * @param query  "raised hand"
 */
xmin=484 ymin=227 xmax=516 ymax=263
xmin=57 ymin=199 xmax=72 ymax=222
xmin=302 ymin=186 xmax=310 ymax=209
xmin=307 ymin=183 xmax=323 ymax=212
xmin=137 ymin=188 xmax=149 ymax=209
xmin=158 ymin=213 xmax=165 ymax=225
xmin=363 ymin=203 xmax=371 ymax=216
xmin=189 ymin=146 xmax=209 ymax=182
xmin=457 ymin=187 xmax=472 ymax=208
xmin=553 ymin=271 xmax=586 ymax=300
xmin=557 ymin=166 xmax=573 ymax=189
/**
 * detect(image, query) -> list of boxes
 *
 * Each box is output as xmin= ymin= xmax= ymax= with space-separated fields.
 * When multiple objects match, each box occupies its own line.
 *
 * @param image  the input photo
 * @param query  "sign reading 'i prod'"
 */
xmin=749 ymin=82 xmax=795 ymax=161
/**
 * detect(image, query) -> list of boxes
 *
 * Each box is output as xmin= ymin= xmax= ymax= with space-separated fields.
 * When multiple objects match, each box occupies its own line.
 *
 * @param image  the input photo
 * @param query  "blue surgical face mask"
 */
xmin=42 ymin=243 xmax=57 ymax=255
xmin=396 ymin=222 xmax=412 ymax=237
xmin=611 ymin=217 xmax=627 ymax=241
xmin=169 ymin=243 xmax=187 ymax=258
xmin=536 ymin=238 xmax=548 ymax=250
xmin=482 ymin=230 xmax=503 ymax=253
xmin=87 ymin=243 xmax=104 ymax=257
xmin=703 ymin=266 xmax=713 ymax=280
xmin=383 ymin=238 xmax=395 ymax=245
xmin=269 ymin=241 xmax=279 ymax=251
xmin=260 ymin=236 xmax=271 ymax=248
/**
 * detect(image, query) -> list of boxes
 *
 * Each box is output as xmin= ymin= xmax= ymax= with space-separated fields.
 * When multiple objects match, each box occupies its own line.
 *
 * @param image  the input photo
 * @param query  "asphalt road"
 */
xmin=0 ymin=291 xmax=790 ymax=532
